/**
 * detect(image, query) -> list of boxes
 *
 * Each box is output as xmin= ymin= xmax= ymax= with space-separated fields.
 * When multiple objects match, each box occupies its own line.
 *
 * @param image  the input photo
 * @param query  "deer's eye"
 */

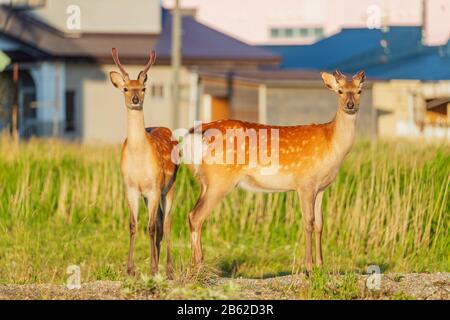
xmin=358 ymin=90 xmax=362 ymax=94
xmin=142 ymin=88 xmax=146 ymax=92
xmin=123 ymin=88 xmax=129 ymax=92
xmin=338 ymin=89 xmax=343 ymax=94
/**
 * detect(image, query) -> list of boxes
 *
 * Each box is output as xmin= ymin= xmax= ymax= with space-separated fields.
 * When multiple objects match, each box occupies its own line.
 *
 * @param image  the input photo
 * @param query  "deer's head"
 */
xmin=110 ymin=48 xmax=156 ymax=110
xmin=321 ymin=70 xmax=366 ymax=115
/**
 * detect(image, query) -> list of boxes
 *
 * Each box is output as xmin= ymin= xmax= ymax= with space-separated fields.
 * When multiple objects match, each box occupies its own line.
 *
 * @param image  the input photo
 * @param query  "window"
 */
xmin=285 ymin=28 xmax=294 ymax=38
xmin=270 ymin=28 xmax=281 ymax=38
xmin=65 ymin=91 xmax=76 ymax=132
xmin=299 ymin=28 xmax=309 ymax=37
xmin=314 ymin=28 xmax=324 ymax=38
xmin=150 ymin=84 xmax=164 ymax=99
xmin=269 ymin=27 xmax=324 ymax=40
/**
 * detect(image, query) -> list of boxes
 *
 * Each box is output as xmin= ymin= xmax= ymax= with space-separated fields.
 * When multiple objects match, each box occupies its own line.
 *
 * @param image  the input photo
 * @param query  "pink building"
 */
xmin=163 ymin=0 xmax=450 ymax=45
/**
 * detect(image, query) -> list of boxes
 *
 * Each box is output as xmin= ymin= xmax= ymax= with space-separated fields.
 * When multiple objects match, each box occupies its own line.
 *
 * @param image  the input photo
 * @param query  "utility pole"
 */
xmin=421 ymin=0 xmax=427 ymax=45
xmin=53 ymin=70 xmax=60 ymax=137
xmin=11 ymin=63 xmax=19 ymax=144
xmin=171 ymin=0 xmax=182 ymax=129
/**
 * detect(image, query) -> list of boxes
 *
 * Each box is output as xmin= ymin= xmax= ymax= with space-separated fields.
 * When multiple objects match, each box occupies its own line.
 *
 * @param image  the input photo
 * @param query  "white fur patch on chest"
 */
xmin=122 ymin=152 xmax=158 ymax=190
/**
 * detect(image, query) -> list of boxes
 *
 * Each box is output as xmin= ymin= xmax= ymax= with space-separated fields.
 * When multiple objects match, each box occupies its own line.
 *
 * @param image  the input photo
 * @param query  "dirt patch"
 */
xmin=217 ymin=273 xmax=449 ymax=300
xmin=0 ymin=273 xmax=448 ymax=300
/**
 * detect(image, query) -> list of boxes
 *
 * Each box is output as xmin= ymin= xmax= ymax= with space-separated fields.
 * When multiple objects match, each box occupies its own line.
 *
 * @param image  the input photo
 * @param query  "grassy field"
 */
xmin=0 ymin=136 xmax=448 ymax=298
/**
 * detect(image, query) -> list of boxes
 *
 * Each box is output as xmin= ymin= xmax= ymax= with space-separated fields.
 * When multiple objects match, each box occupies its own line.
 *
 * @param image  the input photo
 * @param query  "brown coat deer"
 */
xmin=182 ymin=70 xmax=366 ymax=272
xmin=110 ymin=48 xmax=178 ymax=277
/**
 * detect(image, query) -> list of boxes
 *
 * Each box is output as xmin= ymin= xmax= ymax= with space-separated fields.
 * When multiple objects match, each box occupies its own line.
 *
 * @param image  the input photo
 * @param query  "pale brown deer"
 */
xmin=110 ymin=48 xmax=178 ymax=277
xmin=182 ymin=70 xmax=366 ymax=272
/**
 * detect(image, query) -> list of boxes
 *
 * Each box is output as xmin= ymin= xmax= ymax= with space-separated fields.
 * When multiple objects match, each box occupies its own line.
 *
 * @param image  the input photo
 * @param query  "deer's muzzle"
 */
xmin=132 ymin=95 xmax=140 ymax=105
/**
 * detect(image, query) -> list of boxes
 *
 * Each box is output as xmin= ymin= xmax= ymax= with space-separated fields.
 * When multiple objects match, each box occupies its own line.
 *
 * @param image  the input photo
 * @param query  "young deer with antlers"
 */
xmin=110 ymin=48 xmax=178 ymax=277
xmin=183 ymin=70 xmax=365 ymax=272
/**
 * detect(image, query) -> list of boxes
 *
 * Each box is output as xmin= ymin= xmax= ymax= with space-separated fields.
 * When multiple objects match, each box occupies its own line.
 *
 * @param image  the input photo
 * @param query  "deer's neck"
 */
xmin=331 ymin=107 xmax=357 ymax=157
xmin=126 ymin=110 xmax=148 ymax=151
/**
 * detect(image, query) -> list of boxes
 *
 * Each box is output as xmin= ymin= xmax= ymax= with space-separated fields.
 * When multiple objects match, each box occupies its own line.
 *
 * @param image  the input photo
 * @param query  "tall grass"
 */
xmin=0 ymin=136 xmax=448 ymax=284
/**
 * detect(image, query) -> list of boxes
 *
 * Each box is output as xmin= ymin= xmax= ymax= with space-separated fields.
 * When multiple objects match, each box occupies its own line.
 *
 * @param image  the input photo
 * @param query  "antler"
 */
xmin=353 ymin=70 xmax=366 ymax=81
xmin=333 ymin=70 xmax=346 ymax=80
xmin=333 ymin=70 xmax=347 ymax=86
xmin=141 ymin=50 xmax=157 ymax=76
xmin=111 ymin=48 xmax=130 ymax=81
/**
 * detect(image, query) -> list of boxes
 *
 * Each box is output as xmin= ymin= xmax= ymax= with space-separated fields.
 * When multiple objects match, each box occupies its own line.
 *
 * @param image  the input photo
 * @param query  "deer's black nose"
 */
xmin=132 ymin=95 xmax=140 ymax=105
xmin=347 ymin=102 xmax=355 ymax=109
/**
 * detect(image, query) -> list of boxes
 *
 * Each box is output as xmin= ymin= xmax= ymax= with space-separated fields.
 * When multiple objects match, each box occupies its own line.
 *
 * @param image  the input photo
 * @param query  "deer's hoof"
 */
xmin=166 ymin=265 xmax=174 ymax=280
xmin=127 ymin=266 xmax=136 ymax=276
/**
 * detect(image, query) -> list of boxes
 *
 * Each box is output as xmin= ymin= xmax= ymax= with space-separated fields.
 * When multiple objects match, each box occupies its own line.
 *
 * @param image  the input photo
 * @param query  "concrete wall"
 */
xmin=201 ymin=78 xmax=375 ymax=137
xmin=230 ymin=83 xmax=259 ymax=121
xmin=65 ymin=63 xmax=191 ymax=144
xmin=266 ymin=85 xmax=375 ymax=137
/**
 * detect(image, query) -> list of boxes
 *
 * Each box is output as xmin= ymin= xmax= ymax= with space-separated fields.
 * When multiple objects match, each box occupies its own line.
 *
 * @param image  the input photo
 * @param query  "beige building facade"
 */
xmin=374 ymin=80 xmax=450 ymax=139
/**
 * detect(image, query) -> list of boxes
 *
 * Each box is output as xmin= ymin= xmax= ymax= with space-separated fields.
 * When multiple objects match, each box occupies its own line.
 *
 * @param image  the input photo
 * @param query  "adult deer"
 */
xmin=110 ymin=48 xmax=178 ymax=277
xmin=183 ymin=70 xmax=365 ymax=272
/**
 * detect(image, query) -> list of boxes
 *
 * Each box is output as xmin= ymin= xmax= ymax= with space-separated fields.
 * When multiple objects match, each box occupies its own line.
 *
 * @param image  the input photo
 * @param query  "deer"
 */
xmin=182 ymin=70 xmax=366 ymax=273
xmin=110 ymin=48 xmax=178 ymax=278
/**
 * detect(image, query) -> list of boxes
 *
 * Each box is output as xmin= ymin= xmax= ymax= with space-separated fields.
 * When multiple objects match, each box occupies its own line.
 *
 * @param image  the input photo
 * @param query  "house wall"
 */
xmin=65 ymin=63 xmax=191 ymax=144
xmin=30 ymin=0 xmax=161 ymax=34
xmin=266 ymin=85 xmax=375 ymax=137
xmin=200 ymin=78 xmax=375 ymax=137
xmin=373 ymin=80 xmax=450 ymax=138
xmin=200 ymin=79 xmax=259 ymax=122
xmin=230 ymin=83 xmax=259 ymax=121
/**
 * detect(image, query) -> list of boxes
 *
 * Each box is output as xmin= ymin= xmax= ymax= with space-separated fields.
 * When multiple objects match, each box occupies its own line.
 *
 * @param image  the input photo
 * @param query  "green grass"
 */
xmin=0 ymin=137 xmax=448 ymax=287
xmin=305 ymin=268 xmax=359 ymax=299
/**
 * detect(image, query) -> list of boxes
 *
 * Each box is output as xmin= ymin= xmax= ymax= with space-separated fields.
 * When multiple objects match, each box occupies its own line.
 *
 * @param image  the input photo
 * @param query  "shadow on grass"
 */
xmin=216 ymin=255 xmax=293 ymax=279
xmin=217 ymin=256 xmax=247 ymax=278
xmin=260 ymin=271 xmax=293 ymax=279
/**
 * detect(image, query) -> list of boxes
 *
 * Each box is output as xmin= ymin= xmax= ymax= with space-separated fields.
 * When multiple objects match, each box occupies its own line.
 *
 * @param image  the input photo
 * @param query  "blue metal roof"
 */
xmin=363 ymin=47 xmax=450 ymax=80
xmin=263 ymin=28 xmax=384 ymax=69
xmin=263 ymin=26 xmax=450 ymax=80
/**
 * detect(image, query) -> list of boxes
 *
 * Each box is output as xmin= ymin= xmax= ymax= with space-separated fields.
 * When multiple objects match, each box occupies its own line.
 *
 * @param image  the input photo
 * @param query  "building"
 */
xmin=196 ymin=69 xmax=376 ymax=138
xmin=0 ymin=1 xmax=279 ymax=143
xmin=265 ymin=26 xmax=450 ymax=139
xmin=2 ymin=1 xmax=447 ymax=143
xmin=162 ymin=0 xmax=450 ymax=46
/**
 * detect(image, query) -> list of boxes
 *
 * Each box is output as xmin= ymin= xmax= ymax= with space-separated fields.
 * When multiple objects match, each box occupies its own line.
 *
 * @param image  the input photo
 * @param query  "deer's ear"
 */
xmin=138 ymin=71 xmax=148 ymax=85
xmin=321 ymin=72 xmax=340 ymax=92
xmin=110 ymin=71 xmax=126 ymax=89
xmin=353 ymin=70 xmax=366 ymax=88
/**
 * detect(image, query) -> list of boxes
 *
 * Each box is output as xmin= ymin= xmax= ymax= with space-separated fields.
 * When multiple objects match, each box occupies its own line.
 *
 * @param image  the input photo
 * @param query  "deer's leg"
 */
xmin=144 ymin=187 xmax=161 ymax=275
xmin=126 ymin=188 xmax=140 ymax=276
xmin=162 ymin=184 xmax=175 ymax=279
xmin=298 ymin=187 xmax=316 ymax=274
xmin=314 ymin=190 xmax=324 ymax=268
xmin=189 ymin=184 xmax=227 ymax=266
